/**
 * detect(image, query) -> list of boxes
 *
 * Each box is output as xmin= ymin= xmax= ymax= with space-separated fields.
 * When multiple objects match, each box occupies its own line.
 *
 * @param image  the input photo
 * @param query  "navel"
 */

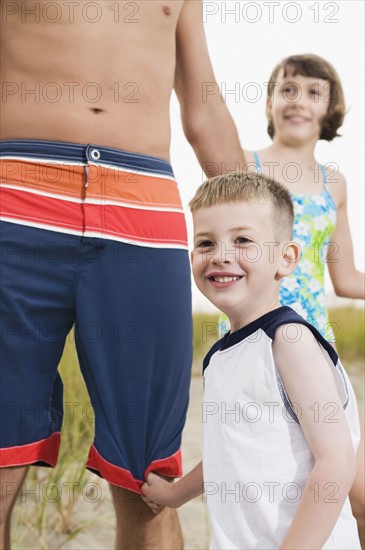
xmin=162 ymin=5 xmax=171 ymax=16
xmin=90 ymin=108 xmax=104 ymax=115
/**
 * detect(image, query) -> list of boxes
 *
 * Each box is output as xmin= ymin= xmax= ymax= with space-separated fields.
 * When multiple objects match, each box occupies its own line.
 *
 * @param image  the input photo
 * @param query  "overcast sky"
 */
xmin=169 ymin=0 xmax=364 ymax=312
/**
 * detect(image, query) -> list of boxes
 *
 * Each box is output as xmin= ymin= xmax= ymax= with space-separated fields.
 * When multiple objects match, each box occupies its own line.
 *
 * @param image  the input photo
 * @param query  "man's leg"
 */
xmin=0 ymin=466 xmax=28 ymax=550
xmin=110 ymin=484 xmax=183 ymax=550
xmin=76 ymin=242 xmax=192 ymax=549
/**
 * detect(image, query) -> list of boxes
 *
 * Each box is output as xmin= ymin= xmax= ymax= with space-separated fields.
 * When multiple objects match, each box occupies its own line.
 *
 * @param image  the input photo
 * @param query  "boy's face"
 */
xmin=267 ymin=69 xmax=329 ymax=144
xmin=191 ymin=201 xmax=294 ymax=329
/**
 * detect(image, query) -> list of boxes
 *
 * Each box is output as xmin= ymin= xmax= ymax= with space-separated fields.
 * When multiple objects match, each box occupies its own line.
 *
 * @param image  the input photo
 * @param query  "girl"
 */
xmin=247 ymin=54 xmax=364 ymax=335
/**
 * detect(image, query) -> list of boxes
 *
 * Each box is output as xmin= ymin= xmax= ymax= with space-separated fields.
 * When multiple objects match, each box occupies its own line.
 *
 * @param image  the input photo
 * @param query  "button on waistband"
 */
xmin=90 ymin=148 xmax=101 ymax=160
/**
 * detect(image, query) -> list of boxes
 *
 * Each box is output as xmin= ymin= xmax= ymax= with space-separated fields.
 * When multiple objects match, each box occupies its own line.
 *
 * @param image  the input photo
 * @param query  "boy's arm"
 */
xmin=272 ymin=325 xmax=357 ymax=550
xmin=327 ymin=172 xmax=365 ymax=298
xmin=142 ymin=461 xmax=204 ymax=512
xmin=175 ymin=0 xmax=245 ymax=177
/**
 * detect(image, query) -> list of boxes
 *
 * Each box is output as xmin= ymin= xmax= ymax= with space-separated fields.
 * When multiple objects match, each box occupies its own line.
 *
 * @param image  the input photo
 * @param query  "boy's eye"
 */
xmin=236 ymin=237 xmax=251 ymax=245
xmin=197 ymin=240 xmax=214 ymax=248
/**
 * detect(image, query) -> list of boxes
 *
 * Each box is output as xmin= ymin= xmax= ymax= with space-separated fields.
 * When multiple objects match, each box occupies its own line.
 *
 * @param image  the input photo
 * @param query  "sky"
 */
xmin=169 ymin=0 xmax=365 ymax=312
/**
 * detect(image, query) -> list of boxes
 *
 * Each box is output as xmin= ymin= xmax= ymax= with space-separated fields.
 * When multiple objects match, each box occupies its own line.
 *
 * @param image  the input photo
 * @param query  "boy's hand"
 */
xmin=141 ymin=472 xmax=176 ymax=513
xmin=141 ymin=493 xmax=164 ymax=515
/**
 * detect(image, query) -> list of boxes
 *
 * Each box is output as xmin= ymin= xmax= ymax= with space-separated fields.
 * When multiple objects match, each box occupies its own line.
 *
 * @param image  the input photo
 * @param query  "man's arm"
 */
xmin=273 ymin=325 xmax=357 ymax=549
xmin=175 ymin=0 xmax=245 ymax=177
xmin=142 ymin=461 xmax=204 ymax=513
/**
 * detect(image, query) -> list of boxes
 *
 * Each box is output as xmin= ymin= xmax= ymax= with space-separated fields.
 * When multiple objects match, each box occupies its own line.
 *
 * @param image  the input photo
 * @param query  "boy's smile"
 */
xmin=206 ymin=271 xmax=244 ymax=287
xmin=191 ymin=201 xmax=296 ymax=330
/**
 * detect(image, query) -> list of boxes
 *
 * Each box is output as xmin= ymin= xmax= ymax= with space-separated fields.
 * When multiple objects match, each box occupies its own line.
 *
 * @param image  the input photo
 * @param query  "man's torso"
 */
xmin=1 ymin=0 xmax=185 ymax=159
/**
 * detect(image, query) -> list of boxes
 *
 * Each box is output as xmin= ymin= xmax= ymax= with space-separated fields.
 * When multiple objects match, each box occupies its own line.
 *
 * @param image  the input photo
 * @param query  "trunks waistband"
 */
xmin=0 ymin=139 xmax=174 ymax=178
xmin=0 ymin=140 xmax=188 ymax=249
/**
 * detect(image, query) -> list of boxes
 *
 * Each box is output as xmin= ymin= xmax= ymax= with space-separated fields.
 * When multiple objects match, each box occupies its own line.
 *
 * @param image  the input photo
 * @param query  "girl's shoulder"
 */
xmin=323 ymin=167 xmax=347 ymax=209
xmin=243 ymin=149 xmax=256 ymax=162
xmin=243 ymin=148 xmax=347 ymax=208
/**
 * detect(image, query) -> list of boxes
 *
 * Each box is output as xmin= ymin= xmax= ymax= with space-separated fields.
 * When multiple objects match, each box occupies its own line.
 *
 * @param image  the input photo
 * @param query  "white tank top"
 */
xmin=203 ymin=307 xmax=360 ymax=549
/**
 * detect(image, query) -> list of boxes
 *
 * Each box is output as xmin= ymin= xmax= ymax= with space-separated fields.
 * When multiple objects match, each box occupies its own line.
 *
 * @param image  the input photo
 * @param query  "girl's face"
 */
xmin=267 ymin=69 xmax=330 ymax=145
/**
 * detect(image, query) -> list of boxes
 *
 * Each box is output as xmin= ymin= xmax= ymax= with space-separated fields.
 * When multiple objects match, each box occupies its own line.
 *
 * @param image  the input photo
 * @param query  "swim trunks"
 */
xmin=0 ymin=140 xmax=193 ymax=493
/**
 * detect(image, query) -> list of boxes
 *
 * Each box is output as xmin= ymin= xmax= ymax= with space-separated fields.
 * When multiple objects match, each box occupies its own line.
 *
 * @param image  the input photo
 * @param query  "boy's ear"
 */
xmin=275 ymin=241 xmax=301 ymax=280
xmin=190 ymin=249 xmax=194 ymax=264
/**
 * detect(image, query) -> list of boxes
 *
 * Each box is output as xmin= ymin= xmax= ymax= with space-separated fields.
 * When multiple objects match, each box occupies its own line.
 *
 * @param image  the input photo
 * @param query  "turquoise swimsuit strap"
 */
xmin=252 ymin=151 xmax=262 ymax=172
xmin=319 ymin=164 xmax=329 ymax=190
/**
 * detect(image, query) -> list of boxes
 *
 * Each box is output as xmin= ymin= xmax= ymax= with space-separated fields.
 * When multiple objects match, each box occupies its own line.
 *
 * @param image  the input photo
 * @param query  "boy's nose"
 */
xmin=211 ymin=242 xmax=236 ymax=264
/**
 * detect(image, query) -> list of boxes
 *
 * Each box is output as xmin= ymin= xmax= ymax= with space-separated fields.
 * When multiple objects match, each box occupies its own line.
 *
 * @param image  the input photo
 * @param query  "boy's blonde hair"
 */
xmin=267 ymin=53 xmax=346 ymax=142
xmin=189 ymin=172 xmax=294 ymax=241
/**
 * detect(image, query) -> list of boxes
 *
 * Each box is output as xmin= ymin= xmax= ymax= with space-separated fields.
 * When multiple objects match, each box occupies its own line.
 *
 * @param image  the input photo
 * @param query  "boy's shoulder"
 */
xmin=203 ymin=306 xmax=338 ymax=373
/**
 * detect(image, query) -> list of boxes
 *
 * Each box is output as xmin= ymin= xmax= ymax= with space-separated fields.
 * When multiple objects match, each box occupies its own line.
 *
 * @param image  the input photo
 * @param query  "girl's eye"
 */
xmin=284 ymin=86 xmax=297 ymax=95
xmin=310 ymin=89 xmax=319 ymax=96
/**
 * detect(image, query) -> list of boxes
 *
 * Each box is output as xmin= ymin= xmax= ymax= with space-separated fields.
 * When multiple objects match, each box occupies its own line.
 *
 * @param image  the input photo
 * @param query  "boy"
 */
xmin=142 ymin=172 xmax=361 ymax=549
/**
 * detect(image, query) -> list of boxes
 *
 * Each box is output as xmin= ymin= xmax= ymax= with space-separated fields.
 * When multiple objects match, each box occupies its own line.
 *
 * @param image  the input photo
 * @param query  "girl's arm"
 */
xmin=328 ymin=172 xmax=365 ymax=298
xmin=272 ymin=324 xmax=357 ymax=549
xmin=142 ymin=461 xmax=204 ymax=512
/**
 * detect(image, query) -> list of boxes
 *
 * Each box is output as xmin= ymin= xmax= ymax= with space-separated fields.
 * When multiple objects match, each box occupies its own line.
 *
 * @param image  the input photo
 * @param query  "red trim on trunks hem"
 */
xmin=0 ymin=432 xmax=60 ymax=467
xmin=86 ymin=445 xmax=182 ymax=494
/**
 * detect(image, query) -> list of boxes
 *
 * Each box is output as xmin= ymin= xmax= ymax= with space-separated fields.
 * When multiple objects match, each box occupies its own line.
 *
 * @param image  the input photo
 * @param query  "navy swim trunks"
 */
xmin=0 ymin=140 xmax=193 ymax=493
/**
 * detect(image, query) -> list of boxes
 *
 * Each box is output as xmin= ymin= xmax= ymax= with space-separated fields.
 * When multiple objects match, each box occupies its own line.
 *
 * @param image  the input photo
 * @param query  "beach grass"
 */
xmin=328 ymin=306 xmax=365 ymax=363
xmin=328 ymin=306 xmax=365 ymax=402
